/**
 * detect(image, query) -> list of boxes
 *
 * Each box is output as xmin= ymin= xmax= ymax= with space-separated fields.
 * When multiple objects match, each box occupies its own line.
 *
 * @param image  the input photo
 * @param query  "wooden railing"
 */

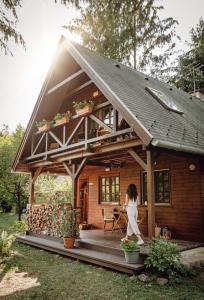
xmin=26 ymin=102 xmax=134 ymax=162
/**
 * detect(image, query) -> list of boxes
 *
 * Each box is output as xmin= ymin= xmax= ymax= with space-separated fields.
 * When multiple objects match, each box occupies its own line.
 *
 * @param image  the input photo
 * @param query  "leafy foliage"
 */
xmin=0 ymin=230 xmax=15 ymax=256
xmin=54 ymin=111 xmax=72 ymax=121
xmin=36 ymin=119 xmax=53 ymax=128
xmin=51 ymin=207 xmax=80 ymax=237
xmin=145 ymin=238 xmax=192 ymax=283
xmin=12 ymin=220 xmax=28 ymax=234
xmin=66 ymin=0 xmax=179 ymax=78
xmin=73 ymin=100 xmax=94 ymax=110
xmin=0 ymin=0 xmax=25 ymax=55
xmin=120 ymin=239 xmax=139 ymax=252
xmin=0 ymin=124 xmax=29 ymax=221
xmin=171 ymin=18 xmax=204 ymax=92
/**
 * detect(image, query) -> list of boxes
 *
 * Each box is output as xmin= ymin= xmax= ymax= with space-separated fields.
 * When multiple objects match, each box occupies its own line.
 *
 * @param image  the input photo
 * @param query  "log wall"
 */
xmin=78 ymin=151 xmax=204 ymax=242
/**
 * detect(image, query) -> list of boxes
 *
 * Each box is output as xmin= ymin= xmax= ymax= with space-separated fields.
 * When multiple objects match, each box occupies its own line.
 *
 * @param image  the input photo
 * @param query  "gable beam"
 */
xmin=47 ymin=69 xmax=84 ymax=95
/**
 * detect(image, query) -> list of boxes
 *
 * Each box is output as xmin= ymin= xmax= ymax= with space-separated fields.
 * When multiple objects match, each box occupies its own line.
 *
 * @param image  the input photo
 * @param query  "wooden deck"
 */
xmin=16 ymin=229 xmax=203 ymax=274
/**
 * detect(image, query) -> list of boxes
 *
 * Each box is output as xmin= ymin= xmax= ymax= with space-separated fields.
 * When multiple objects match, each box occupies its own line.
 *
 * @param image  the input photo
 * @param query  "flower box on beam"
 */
xmin=54 ymin=111 xmax=72 ymax=126
xmin=73 ymin=100 xmax=94 ymax=117
xmin=36 ymin=120 xmax=52 ymax=132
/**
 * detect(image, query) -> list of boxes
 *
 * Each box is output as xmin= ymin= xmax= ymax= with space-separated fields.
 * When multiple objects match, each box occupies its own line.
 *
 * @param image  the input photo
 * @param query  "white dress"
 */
xmin=126 ymin=197 xmax=141 ymax=236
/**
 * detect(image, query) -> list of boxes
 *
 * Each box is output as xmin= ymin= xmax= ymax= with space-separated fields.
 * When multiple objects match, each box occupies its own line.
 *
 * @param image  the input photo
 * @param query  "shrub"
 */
xmin=144 ymin=238 xmax=189 ymax=283
xmin=0 ymin=199 xmax=12 ymax=212
xmin=120 ymin=239 xmax=139 ymax=252
xmin=0 ymin=231 xmax=15 ymax=256
xmin=12 ymin=220 xmax=28 ymax=234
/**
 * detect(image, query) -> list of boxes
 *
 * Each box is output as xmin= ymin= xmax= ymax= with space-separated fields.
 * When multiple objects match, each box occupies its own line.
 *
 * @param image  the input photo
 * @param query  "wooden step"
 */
xmin=16 ymin=235 xmax=144 ymax=274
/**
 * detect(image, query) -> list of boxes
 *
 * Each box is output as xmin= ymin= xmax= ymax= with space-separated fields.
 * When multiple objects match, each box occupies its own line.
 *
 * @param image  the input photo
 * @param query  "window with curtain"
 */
xmin=100 ymin=176 xmax=120 ymax=204
xmin=141 ymin=170 xmax=170 ymax=205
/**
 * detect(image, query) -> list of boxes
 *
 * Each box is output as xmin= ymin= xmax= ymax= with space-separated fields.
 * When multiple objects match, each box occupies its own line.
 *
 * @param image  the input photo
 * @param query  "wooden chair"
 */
xmin=102 ymin=208 xmax=116 ymax=231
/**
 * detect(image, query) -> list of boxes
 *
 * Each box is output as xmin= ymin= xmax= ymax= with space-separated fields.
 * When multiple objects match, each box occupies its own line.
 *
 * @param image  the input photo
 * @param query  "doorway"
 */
xmin=79 ymin=178 xmax=89 ymax=223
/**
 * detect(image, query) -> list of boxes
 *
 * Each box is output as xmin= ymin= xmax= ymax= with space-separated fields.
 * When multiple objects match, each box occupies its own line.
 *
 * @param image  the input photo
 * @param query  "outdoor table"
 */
xmin=112 ymin=210 xmax=128 ymax=233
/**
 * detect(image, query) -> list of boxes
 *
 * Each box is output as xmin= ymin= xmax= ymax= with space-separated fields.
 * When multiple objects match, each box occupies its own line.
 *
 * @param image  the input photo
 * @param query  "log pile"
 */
xmin=27 ymin=203 xmax=72 ymax=237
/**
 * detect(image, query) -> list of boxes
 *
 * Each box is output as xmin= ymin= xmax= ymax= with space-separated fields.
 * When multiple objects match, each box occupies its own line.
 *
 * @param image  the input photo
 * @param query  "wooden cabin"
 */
xmin=13 ymin=36 xmax=204 ymax=243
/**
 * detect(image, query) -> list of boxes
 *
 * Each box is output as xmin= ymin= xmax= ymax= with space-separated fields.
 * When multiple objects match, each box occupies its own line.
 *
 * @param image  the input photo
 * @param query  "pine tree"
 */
xmin=66 ymin=0 xmax=179 ymax=78
xmin=172 ymin=18 xmax=204 ymax=92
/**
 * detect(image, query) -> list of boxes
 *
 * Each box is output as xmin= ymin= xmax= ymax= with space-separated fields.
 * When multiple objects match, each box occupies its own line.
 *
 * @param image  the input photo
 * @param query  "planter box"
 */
xmin=55 ymin=116 xmax=70 ymax=126
xmin=37 ymin=124 xmax=51 ymax=132
xmin=124 ymin=250 xmax=140 ymax=264
xmin=76 ymin=106 xmax=93 ymax=117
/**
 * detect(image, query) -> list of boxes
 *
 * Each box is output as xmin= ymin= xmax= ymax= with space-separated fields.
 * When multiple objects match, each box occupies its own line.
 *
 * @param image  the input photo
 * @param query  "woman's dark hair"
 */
xmin=126 ymin=184 xmax=138 ymax=201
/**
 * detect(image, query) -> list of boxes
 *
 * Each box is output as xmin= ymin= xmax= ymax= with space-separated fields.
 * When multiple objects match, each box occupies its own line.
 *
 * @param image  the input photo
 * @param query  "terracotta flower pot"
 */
xmin=63 ymin=236 xmax=75 ymax=249
xmin=55 ymin=116 xmax=70 ymax=126
xmin=38 ymin=124 xmax=51 ymax=132
xmin=76 ymin=106 xmax=93 ymax=117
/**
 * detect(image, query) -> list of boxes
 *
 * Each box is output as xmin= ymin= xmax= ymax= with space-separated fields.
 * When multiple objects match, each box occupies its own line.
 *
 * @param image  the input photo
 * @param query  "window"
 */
xmin=100 ymin=176 xmax=120 ymax=203
xmin=141 ymin=170 xmax=170 ymax=205
xmin=146 ymin=86 xmax=183 ymax=114
xmin=103 ymin=107 xmax=114 ymax=126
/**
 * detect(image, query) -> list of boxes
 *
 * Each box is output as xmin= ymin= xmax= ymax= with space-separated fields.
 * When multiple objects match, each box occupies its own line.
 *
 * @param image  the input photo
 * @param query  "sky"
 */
xmin=0 ymin=0 xmax=204 ymax=132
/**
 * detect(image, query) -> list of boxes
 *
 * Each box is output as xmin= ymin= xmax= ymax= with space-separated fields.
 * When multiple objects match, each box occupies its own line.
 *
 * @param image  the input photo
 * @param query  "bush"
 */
xmin=0 ymin=231 xmax=15 ymax=256
xmin=0 ymin=200 xmax=12 ymax=212
xmin=12 ymin=220 xmax=28 ymax=234
xmin=145 ymin=238 xmax=191 ymax=283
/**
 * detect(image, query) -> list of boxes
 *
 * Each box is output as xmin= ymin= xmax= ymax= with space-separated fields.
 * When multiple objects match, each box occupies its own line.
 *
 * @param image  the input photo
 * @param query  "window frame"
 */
xmin=99 ymin=175 xmax=120 ymax=205
xmin=140 ymin=169 xmax=171 ymax=206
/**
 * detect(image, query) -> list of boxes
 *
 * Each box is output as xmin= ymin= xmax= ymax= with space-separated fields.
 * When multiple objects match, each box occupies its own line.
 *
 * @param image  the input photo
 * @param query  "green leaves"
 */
xmin=66 ymin=0 xmax=179 ymax=78
xmin=120 ymin=239 xmax=139 ymax=252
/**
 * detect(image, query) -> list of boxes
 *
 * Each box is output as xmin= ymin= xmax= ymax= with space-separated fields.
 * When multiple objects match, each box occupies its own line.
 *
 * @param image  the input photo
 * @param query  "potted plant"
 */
xmin=73 ymin=100 xmax=94 ymax=117
xmin=54 ymin=111 xmax=72 ymax=126
xmin=120 ymin=239 xmax=140 ymax=264
xmin=36 ymin=119 xmax=53 ymax=132
xmin=61 ymin=209 xmax=80 ymax=249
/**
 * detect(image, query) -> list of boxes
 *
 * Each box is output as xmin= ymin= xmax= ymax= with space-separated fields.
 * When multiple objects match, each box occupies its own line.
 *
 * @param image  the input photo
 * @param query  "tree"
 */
xmin=0 ymin=0 xmax=80 ymax=55
xmin=171 ymin=18 xmax=204 ymax=92
xmin=0 ymin=124 xmax=29 ymax=220
xmin=66 ymin=0 xmax=179 ymax=78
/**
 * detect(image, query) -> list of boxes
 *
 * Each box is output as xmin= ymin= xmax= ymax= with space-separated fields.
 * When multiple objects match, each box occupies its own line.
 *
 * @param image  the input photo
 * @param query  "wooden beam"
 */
xmin=75 ymin=158 xmax=87 ymax=179
xmin=48 ymin=131 xmax=63 ymax=147
xmin=89 ymin=114 xmax=113 ymax=133
xmin=66 ymin=80 xmax=92 ymax=99
xmin=146 ymin=150 xmax=155 ymax=239
xmin=65 ymin=117 xmax=85 ymax=146
xmin=47 ymin=69 xmax=84 ymax=94
xmin=128 ymin=148 xmax=147 ymax=170
xmin=32 ymin=133 xmax=45 ymax=155
xmin=63 ymin=162 xmax=72 ymax=177
xmin=29 ymin=167 xmax=42 ymax=205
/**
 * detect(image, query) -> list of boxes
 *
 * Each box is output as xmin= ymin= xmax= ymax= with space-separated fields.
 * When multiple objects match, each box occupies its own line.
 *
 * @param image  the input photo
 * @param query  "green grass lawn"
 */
xmin=0 ymin=212 xmax=204 ymax=300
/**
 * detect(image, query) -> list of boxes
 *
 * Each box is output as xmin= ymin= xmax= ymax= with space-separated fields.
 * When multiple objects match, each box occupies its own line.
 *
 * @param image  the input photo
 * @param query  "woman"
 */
xmin=121 ymin=184 xmax=144 ymax=245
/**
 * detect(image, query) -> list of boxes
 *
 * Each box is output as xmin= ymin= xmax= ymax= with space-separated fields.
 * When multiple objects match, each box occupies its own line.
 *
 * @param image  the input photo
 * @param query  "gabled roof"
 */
xmin=65 ymin=39 xmax=204 ymax=155
xmin=13 ymin=36 xmax=204 ymax=172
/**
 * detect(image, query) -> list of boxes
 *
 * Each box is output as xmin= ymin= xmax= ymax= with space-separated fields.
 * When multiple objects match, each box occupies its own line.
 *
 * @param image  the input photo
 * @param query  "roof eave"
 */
xmin=151 ymin=139 xmax=204 ymax=156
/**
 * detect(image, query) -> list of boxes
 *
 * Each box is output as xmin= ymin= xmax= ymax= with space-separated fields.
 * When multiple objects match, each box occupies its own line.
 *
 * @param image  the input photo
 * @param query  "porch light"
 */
xmin=105 ymin=167 xmax=111 ymax=172
xmin=189 ymin=163 xmax=196 ymax=171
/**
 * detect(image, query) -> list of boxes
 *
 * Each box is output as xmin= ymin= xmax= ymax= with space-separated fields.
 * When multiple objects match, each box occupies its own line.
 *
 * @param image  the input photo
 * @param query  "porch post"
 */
xmin=146 ymin=150 xmax=155 ymax=239
xmin=29 ymin=171 xmax=35 ymax=205
xmin=29 ymin=167 xmax=42 ymax=205
xmin=63 ymin=158 xmax=87 ymax=209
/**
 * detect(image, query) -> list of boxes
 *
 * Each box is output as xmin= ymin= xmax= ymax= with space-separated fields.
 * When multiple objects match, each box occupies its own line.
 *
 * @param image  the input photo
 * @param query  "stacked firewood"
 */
xmin=27 ymin=203 xmax=72 ymax=237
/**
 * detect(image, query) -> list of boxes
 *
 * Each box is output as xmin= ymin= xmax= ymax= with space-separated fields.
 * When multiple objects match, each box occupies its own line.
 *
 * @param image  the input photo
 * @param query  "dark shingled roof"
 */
xmin=70 ymin=41 xmax=204 ymax=155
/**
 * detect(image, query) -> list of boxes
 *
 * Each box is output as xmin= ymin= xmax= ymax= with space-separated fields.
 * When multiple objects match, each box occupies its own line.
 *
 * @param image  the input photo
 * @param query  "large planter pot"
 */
xmin=76 ymin=106 xmax=93 ymax=117
xmin=63 ymin=236 xmax=75 ymax=249
xmin=55 ymin=116 xmax=70 ymax=126
xmin=124 ymin=250 xmax=140 ymax=264
xmin=38 ymin=124 xmax=51 ymax=132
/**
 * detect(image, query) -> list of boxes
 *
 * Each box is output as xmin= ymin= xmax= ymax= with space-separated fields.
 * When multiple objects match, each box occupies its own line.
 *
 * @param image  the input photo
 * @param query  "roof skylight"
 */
xmin=146 ymin=87 xmax=183 ymax=114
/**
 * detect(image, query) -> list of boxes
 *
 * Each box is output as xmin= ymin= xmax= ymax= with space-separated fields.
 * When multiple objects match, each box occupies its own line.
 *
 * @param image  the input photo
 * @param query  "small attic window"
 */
xmin=146 ymin=87 xmax=183 ymax=114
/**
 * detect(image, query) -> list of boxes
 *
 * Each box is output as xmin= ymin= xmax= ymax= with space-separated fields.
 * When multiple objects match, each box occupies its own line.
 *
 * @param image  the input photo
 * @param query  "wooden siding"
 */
xmin=78 ymin=151 xmax=204 ymax=242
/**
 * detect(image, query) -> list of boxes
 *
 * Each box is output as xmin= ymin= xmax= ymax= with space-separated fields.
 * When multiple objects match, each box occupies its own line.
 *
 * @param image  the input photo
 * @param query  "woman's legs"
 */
xmin=126 ymin=207 xmax=144 ymax=244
